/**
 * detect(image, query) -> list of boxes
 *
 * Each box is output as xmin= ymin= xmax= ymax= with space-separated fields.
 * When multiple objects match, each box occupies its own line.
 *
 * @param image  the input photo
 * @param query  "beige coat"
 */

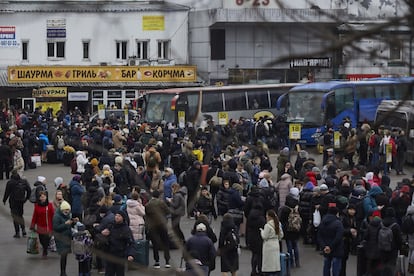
xmin=261 ymin=220 xmax=284 ymax=272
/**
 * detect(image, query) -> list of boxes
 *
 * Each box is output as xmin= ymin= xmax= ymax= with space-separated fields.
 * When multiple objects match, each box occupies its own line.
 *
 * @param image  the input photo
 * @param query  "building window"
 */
xmin=136 ymin=40 xmax=149 ymax=59
xmin=47 ymin=41 xmax=65 ymax=58
xmin=82 ymin=40 xmax=90 ymax=60
xmin=116 ymin=41 xmax=128 ymax=60
xmin=389 ymin=40 xmax=402 ymax=60
xmin=157 ymin=40 xmax=170 ymax=59
xmin=210 ymin=29 xmax=225 ymax=60
xmin=22 ymin=41 xmax=28 ymax=61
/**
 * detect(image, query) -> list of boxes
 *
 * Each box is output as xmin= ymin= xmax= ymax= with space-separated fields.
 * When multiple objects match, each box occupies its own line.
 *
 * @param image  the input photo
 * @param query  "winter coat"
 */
xmin=218 ymin=219 xmax=239 ymax=273
xmin=363 ymin=217 xmax=382 ymax=260
xmin=126 ymin=199 xmax=145 ymax=240
xmin=145 ymin=197 xmax=170 ymax=230
xmin=382 ymin=215 xmax=403 ymax=262
xmin=52 ymin=209 xmax=72 ymax=254
xmin=318 ymin=213 xmax=344 ymax=258
xmin=170 ymin=187 xmax=186 ymax=217
xmin=244 ymin=188 xmax=265 ymax=217
xmin=30 ymin=201 xmax=54 ymax=235
xmin=363 ymin=186 xmax=383 ymax=218
xmin=186 ymin=232 xmax=217 ymax=271
xmin=112 ymin=130 xmax=126 ymax=150
xmin=163 ymin=173 xmax=177 ymax=200
xmin=227 ymin=188 xmax=244 ymax=210
xmin=216 ymin=186 xmax=231 ymax=216
xmin=3 ymin=176 xmax=31 ymax=206
xmin=246 ymin=204 xmax=266 ymax=254
xmin=275 ymin=173 xmax=293 ymax=207
xmin=406 ymin=206 xmax=414 ymax=250
xmin=38 ymin=133 xmax=50 ymax=151
xmin=261 ymin=220 xmax=283 ymax=272
xmin=69 ymin=179 xmax=84 ymax=216
xmin=13 ymin=150 xmax=24 ymax=177
xmin=144 ymin=147 xmax=161 ymax=172
xmin=107 ymin=220 xmax=135 ymax=258
xmin=76 ymin=151 xmax=88 ymax=174
xmin=195 ymin=193 xmax=216 ymax=217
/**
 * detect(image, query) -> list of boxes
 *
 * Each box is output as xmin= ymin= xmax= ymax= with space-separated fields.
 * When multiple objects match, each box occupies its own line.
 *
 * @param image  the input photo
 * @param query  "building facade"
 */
xmin=0 ymin=0 xmax=199 ymax=114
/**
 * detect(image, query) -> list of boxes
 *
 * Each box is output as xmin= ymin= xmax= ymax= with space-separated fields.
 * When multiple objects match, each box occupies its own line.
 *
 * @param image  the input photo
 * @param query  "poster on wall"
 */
xmin=35 ymin=101 xmax=62 ymax=115
xmin=0 ymin=26 xmax=20 ymax=48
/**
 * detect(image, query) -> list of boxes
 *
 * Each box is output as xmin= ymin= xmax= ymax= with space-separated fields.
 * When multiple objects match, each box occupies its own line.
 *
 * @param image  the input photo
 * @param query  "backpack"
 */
xmin=224 ymin=228 xmax=239 ymax=250
xmin=401 ymin=215 xmax=414 ymax=234
xmin=57 ymin=135 xmax=65 ymax=149
xmin=29 ymin=185 xmax=45 ymax=203
xmin=178 ymin=170 xmax=187 ymax=186
xmin=72 ymin=231 xmax=92 ymax=256
xmin=378 ymin=222 xmax=397 ymax=251
xmin=287 ymin=206 xmax=302 ymax=232
xmin=263 ymin=186 xmax=278 ymax=210
xmin=13 ymin=180 xmax=28 ymax=202
xmin=208 ymin=169 xmax=222 ymax=187
xmin=103 ymin=136 xmax=113 ymax=150
xmin=71 ymin=157 xmax=78 ymax=174
xmin=147 ymin=151 xmax=157 ymax=168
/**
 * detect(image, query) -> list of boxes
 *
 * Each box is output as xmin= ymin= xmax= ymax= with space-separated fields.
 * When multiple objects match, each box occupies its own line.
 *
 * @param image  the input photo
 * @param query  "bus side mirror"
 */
xmin=409 ymin=129 xmax=414 ymax=138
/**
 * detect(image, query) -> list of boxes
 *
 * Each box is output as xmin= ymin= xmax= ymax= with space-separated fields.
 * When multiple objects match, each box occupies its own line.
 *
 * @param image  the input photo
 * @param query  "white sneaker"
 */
xmin=153 ymin=263 xmax=161 ymax=269
xmin=165 ymin=264 xmax=171 ymax=268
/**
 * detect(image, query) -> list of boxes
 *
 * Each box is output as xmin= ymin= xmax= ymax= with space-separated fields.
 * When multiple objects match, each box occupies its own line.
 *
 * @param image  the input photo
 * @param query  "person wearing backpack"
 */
xmin=2 ymin=170 xmax=31 ymax=238
xmin=278 ymin=187 xmax=302 ymax=268
xmin=144 ymin=145 xmax=161 ymax=179
xmin=72 ymin=222 xmax=93 ymax=276
xmin=380 ymin=207 xmax=403 ymax=275
xmin=218 ymin=213 xmax=239 ymax=276
xmin=403 ymin=205 xmax=414 ymax=273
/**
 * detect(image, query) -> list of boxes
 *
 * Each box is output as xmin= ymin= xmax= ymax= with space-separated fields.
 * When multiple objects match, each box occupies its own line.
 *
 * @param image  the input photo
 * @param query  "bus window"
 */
xmin=202 ymin=91 xmax=223 ymax=112
xmin=334 ymin=88 xmax=354 ymax=116
xmin=248 ymin=89 xmax=268 ymax=109
xmin=224 ymin=91 xmax=246 ymax=111
xmin=325 ymin=94 xmax=336 ymax=122
xmin=375 ymin=85 xmax=392 ymax=99
xmin=357 ymin=85 xmax=375 ymax=99
xmin=186 ymin=94 xmax=199 ymax=122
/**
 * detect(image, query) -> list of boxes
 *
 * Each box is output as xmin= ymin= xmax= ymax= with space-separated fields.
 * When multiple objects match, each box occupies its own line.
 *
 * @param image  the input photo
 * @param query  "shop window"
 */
xmin=116 ymin=41 xmax=128 ymax=60
xmin=108 ymin=90 xmax=122 ymax=98
xmin=125 ymin=90 xmax=137 ymax=98
xmin=47 ymin=41 xmax=65 ymax=58
xmin=136 ymin=40 xmax=149 ymax=59
xmin=92 ymin=90 xmax=104 ymax=98
xmin=210 ymin=29 xmax=225 ymax=60
xmin=157 ymin=40 xmax=170 ymax=59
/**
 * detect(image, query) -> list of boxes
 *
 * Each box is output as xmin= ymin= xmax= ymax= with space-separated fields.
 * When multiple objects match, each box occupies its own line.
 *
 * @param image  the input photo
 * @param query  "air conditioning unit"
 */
xmin=157 ymin=59 xmax=173 ymax=65
xmin=128 ymin=59 xmax=149 ymax=66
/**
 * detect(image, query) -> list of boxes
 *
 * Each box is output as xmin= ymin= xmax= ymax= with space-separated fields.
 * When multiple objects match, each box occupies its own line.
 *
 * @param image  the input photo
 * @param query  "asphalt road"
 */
xmin=0 ymin=149 xmax=410 ymax=276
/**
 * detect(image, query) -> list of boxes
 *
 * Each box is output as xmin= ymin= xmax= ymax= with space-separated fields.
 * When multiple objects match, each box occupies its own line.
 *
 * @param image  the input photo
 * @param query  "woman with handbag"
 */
xmin=30 ymin=190 xmax=54 ymax=258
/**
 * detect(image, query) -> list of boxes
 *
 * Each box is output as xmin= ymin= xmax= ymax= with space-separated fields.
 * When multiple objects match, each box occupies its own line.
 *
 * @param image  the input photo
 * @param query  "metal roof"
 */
xmin=0 ymin=1 xmax=189 ymax=13
xmin=0 ymin=70 xmax=204 ymax=88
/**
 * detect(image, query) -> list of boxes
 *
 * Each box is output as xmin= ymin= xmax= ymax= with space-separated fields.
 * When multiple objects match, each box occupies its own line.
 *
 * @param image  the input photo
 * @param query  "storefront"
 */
xmin=1 ymin=65 xmax=201 ymax=114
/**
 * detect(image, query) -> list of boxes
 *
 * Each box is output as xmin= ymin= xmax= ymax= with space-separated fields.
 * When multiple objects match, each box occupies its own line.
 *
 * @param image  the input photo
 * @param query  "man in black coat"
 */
xmin=100 ymin=210 xmax=135 ymax=276
xmin=318 ymin=205 xmax=344 ymax=276
xmin=3 ymin=170 xmax=31 ymax=238
xmin=0 ymin=138 xmax=12 ymax=180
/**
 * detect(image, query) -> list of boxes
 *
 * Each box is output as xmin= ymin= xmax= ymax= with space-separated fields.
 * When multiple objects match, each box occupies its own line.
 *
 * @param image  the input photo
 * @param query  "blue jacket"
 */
xmin=186 ymin=232 xmax=216 ymax=271
xmin=70 ymin=180 xmax=84 ymax=216
xmin=163 ymin=173 xmax=177 ymax=200
xmin=38 ymin=133 xmax=50 ymax=151
xmin=363 ymin=186 xmax=383 ymax=218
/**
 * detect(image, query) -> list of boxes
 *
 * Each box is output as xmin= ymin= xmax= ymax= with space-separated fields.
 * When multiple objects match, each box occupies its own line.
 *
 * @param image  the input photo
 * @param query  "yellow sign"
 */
xmin=334 ymin=131 xmax=341 ymax=148
xmin=218 ymin=112 xmax=229 ymax=125
xmin=142 ymin=16 xmax=165 ymax=31
xmin=178 ymin=111 xmax=185 ymax=128
xmin=386 ymin=143 xmax=393 ymax=163
xmin=8 ymin=65 xmax=197 ymax=83
xmin=32 ymin=87 xmax=67 ymax=98
xmin=289 ymin=124 xmax=301 ymax=139
xmin=35 ymin=101 xmax=62 ymax=115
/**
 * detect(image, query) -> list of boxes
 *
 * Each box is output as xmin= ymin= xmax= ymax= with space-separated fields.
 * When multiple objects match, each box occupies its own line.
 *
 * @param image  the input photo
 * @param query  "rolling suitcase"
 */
xmin=280 ymin=252 xmax=290 ymax=276
xmin=132 ymin=225 xmax=149 ymax=267
xmin=396 ymin=254 xmax=406 ymax=276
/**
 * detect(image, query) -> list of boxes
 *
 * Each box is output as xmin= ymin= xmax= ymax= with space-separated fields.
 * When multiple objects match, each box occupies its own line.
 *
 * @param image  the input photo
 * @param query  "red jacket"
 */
xmin=30 ymin=202 xmax=54 ymax=234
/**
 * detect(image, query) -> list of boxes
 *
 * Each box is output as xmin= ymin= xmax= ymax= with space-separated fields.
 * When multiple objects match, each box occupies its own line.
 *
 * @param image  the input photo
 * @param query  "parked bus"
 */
xmin=375 ymin=100 xmax=414 ymax=163
xmin=142 ymin=83 xmax=300 ymax=127
xmin=276 ymin=77 xmax=414 ymax=145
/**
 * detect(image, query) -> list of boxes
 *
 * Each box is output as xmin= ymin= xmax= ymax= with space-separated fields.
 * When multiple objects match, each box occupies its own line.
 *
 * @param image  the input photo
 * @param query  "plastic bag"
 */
xmin=48 ymin=235 xmax=57 ymax=252
xmin=313 ymin=209 xmax=321 ymax=227
xmin=27 ymin=231 xmax=39 ymax=254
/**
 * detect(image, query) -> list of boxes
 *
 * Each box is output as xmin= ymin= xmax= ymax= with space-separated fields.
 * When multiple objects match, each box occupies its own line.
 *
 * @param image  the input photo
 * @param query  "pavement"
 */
xmin=0 ymin=148 xmax=411 ymax=276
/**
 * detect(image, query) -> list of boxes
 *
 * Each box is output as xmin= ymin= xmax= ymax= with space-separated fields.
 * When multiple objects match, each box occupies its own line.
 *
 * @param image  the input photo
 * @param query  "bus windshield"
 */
xmin=145 ymin=93 xmax=175 ymax=123
xmin=286 ymin=91 xmax=325 ymax=125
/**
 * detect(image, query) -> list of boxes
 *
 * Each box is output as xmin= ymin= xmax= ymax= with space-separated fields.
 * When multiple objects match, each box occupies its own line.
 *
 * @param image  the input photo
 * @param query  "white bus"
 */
xmin=142 ymin=83 xmax=301 ymax=126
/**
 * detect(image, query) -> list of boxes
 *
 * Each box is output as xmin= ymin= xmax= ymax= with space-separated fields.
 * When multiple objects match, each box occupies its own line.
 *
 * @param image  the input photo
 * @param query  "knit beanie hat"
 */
xmin=60 ymin=201 xmax=71 ymax=211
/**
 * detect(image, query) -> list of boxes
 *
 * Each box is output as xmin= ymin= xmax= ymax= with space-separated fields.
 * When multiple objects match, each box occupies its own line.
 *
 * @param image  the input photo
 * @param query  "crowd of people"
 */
xmin=1 ymin=106 xmax=414 ymax=276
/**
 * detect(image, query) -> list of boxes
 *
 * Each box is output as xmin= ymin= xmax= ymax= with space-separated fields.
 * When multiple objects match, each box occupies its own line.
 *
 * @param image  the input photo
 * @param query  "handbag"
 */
xmin=208 ymin=169 xmax=222 ymax=187
xmin=48 ymin=235 xmax=57 ymax=252
xmin=400 ymin=238 xmax=409 ymax=257
xmin=27 ymin=231 xmax=39 ymax=254
xmin=313 ymin=209 xmax=321 ymax=227
xmin=228 ymin=209 xmax=244 ymax=225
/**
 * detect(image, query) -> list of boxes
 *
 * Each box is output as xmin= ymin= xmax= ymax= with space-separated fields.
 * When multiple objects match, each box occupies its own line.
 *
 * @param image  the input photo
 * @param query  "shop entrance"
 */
xmin=67 ymin=101 xmax=89 ymax=115
xmin=9 ymin=98 xmax=36 ymax=112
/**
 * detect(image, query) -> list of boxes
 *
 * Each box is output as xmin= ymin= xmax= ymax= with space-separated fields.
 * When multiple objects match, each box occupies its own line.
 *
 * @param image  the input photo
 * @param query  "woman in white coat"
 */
xmin=126 ymin=191 xmax=146 ymax=240
xmin=76 ymin=151 xmax=88 ymax=174
xmin=260 ymin=209 xmax=284 ymax=275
